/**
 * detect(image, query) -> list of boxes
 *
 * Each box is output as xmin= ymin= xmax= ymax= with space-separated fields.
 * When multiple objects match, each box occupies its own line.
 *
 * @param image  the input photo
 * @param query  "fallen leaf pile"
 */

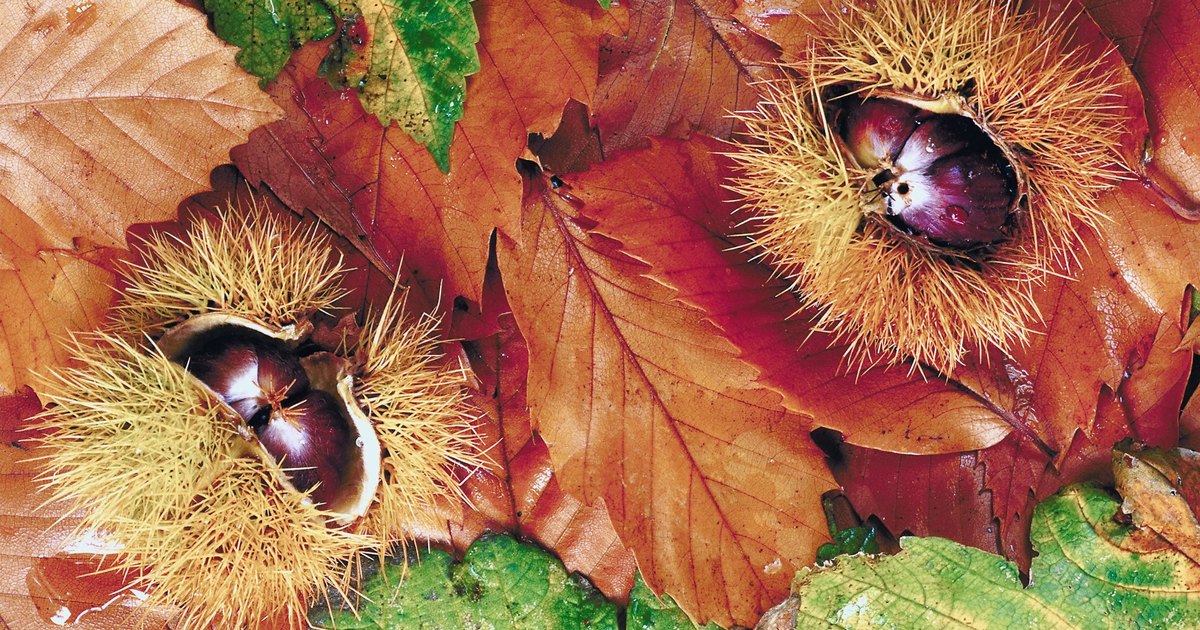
xmin=1 ymin=0 xmax=1198 ymax=627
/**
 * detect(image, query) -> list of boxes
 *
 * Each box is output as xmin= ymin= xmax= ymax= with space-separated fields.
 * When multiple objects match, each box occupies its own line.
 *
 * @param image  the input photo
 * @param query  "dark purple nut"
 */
xmin=838 ymin=98 xmax=1019 ymax=248
xmin=180 ymin=329 xmax=309 ymax=423
xmin=255 ymin=390 xmax=351 ymax=508
xmin=839 ymin=97 xmax=922 ymax=169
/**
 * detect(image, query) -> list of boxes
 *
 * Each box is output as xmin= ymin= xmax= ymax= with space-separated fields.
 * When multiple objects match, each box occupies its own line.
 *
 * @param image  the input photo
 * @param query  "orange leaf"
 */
xmin=0 ymin=0 xmax=280 ymax=392
xmin=568 ymin=136 xmax=1012 ymax=454
xmin=594 ymin=0 xmax=780 ymax=152
xmin=447 ymin=269 xmax=637 ymax=601
xmin=501 ymin=163 xmax=836 ymax=628
xmin=234 ymin=0 xmax=617 ymax=310
xmin=1084 ymin=0 xmax=1200 ymax=214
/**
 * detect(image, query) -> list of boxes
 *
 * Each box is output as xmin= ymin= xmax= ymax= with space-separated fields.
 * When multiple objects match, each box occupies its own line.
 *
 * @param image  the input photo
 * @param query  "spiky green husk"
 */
xmin=728 ymin=0 xmax=1127 ymax=370
xmin=34 ymin=333 xmax=231 ymax=530
xmin=33 ymin=334 xmax=370 ymax=629
xmin=33 ymin=203 xmax=482 ymax=627
xmin=115 ymin=208 xmax=348 ymax=338
xmin=354 ymin=288 xmax=485 ymax=549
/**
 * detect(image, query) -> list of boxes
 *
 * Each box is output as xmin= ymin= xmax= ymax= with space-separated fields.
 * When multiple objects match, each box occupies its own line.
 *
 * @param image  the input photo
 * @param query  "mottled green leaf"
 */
xmin=350 ymin=0 xmax=480 ymax=172
xmin=309 ymin=534 xmax=617 ymax=629
xmin=777 ymin=485 xmax=1200 ymax=629
xmin=205 ymin=0 xmax=335 ymax=81
xmin=626 ymin=574 xmax=721 ymax=630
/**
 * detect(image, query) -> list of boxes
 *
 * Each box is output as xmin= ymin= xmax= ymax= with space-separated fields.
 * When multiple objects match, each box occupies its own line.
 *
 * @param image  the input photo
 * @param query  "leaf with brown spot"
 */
xmin=0 ymin=0 xmax=280 ymax=392
xmin=501 ymin=163 xmax=836 ymax=628
xmin=1114 ymin=441 xmax=1200 ymax=565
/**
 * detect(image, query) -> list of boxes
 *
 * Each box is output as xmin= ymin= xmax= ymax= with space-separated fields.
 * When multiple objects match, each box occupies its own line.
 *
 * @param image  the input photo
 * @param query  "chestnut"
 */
xmin=177 ymin=327 xmax=309 ymax=424
xmin=838 ymin=97 xmax=1018 ymax=248
xmin=255 ymin=390 xmax=352 ymax=508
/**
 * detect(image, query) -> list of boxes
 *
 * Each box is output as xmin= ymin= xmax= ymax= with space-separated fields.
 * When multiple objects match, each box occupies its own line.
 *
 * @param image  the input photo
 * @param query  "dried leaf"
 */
xmin=234 ymin=0 xmax=615 ymax=308
xmin=501 ymin=164 xmax=836 ymax=627
xmin=1084 ymin=0 xmax=1200 ymax=215
xmin=0 ymin=0 xmax=280 ymax=392
xmin=1114 ymin=441 xmax=1200 ymax=565
xmin=565 ymin=136 xmax=1012 ymax=454
xmin=594 ymin=0 xmax=779 ymax=153
xmin=461 ymin=272 xmax=638 ymax=601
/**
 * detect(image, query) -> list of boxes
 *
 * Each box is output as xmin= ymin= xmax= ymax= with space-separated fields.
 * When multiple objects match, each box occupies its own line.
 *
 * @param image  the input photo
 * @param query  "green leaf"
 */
xmin=204 ymin=0 xmax=336 ymax=81
xmin=780 ymin=484 xmax=1200 ymax=629
xmin=627 ymin=574 xmax=721 ymax=630
xmin=309 ymin=534 xmax=618 ymax=629
xmin=815 ymin=526 xmax=879 ymax=564
xmin=350 ymin=0 xmax=481 ymax=172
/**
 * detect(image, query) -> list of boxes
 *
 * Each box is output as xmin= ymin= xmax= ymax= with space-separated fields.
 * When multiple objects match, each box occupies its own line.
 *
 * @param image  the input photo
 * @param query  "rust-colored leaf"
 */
xmin=408 ymin=266 xmax=638 ymax=601
xmin=0 ymin=0 xmax=279 ymax=393
xmin=501 ymin=163 xmax=836 ymax=628
xmin=233 ymin=0 xmax=617 ymax=311
xmin=566 ymin=136 xmax=1012 ymax=454
xmin=593 ymin=0 xmax=780 ymax=153
xmin=0 ymin=390 xmax=176 ymax=628
xmin=1083 ymin=0 xmax=1200 ymax=215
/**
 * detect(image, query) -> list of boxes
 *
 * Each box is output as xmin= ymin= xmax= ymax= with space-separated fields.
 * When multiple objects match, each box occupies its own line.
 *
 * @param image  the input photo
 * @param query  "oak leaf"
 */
xmin=0 ymin=0 xmax=280 ymax=393
xmin=501 ymin=164 xmax=837 ymax=628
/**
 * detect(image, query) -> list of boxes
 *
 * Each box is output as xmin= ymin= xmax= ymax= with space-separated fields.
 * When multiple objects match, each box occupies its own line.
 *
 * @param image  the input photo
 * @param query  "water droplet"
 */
xmin=355 ymin=436 xmax=365 ymax=448
xmin=945 ymin=205 xmax=967 ymax=225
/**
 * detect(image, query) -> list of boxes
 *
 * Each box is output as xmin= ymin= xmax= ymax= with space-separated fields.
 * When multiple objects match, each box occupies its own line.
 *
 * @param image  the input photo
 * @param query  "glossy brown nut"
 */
xmin=256 ymin=390 xmax=351 ymax=508
xmin=839 ymin=98 xmax=1018 ymax=248
xmin=839 ymin=97 xmax=922 ymax=168
xmin=180 ymin=328 xmax=309 ymax=424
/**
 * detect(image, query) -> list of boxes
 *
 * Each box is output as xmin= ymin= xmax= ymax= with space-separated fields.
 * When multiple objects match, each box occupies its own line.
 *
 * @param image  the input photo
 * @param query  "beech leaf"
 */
xmin=765 ymin=485 xmax=1200 ymax=629
xmin=234 ymin=0 xmax=614 ymax=307
xmin=308 ymin=534 xmax=618 ymax=629
xmin=204 ymin=0 xmax=335 ymax=80
xmin=501 ymin=165 xmax=837 ymax=627
xmin=348 ymin=0 xmax=481 ymax=172
xmin=0 ymin=0 xmax=280 ymax=393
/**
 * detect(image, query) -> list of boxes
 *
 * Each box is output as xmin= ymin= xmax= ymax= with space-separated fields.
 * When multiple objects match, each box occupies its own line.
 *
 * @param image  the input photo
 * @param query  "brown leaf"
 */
xmin=1084 ymin=0 xmax=1200 ymax=215
xmin=568 ymin=136 xmax=1012 ymax=454
xmin=593 ymin=0 xmax=780 ymax=153
xmin=0 ymin=0 xmax=280 ymax=392
xmin=233 ymin=0 xmax=617 ymax=311
xmin=1114 ymin=441 xmax=1200 ymax=565
xmin=460 ymin=267 xmax=637 ymax=601
xmin=0 ymin=390 xmax=176 ymax=628
xmin=501 ymin=163 xmax=836 ymax=627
